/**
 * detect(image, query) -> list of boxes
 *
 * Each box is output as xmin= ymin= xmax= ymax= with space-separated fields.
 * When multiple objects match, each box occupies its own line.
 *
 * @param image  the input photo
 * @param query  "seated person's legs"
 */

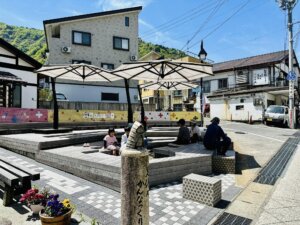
xmin=219 ymin=137 xmax=231 ymax=155
xmin=107 ymin=145 xmax=120 ymax=155
xmin=191 ymin=134 xmax=199 ymax=143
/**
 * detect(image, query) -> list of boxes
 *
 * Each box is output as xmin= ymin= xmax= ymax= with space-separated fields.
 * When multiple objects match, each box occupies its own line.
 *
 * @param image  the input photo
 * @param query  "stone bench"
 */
xmin=0 ymin=156 xmax=40 ymax=206
xmin=212 ymin=150 xmax=236 ymax=174
xmin=183 ymin=173 xmax=221 ymax=207
xmin=152 ymin=147 xmax=176 ymax=158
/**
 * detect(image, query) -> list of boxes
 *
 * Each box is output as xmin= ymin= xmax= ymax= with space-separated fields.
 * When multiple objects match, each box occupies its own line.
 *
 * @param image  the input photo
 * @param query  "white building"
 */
xmin=202 ymin=50 xmax=300 ymax=122
xmin=43 ymin=6 xmax=142 ymax=104
xmin=0 ymin=38 xmax=42 ymax=108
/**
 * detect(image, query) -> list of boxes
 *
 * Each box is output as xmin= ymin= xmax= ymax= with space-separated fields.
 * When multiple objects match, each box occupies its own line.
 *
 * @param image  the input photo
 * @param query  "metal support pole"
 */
xmin=288 ymin=5 xmax=295 ymax=128
xmin=200 ymin=78 xmax=204 ymax=127
xmin=124 ymin=79 xmax=133 ymax=124
xmin=137 ymin=85 xmax=146 ymax=128
xmin=156 ymin=91 xmax=160 ymax=111
xmin=51 ymin=78 xmax=59 ymax=129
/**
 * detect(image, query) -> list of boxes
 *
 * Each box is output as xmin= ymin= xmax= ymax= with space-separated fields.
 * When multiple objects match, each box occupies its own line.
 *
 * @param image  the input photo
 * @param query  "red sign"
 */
xmin=0 ymin=107 xmax=48 ymax=123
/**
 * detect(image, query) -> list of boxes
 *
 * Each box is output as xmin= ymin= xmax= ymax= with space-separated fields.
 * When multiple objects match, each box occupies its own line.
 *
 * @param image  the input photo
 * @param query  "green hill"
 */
xmin=0 ymin=22 xmax=186 ymax=64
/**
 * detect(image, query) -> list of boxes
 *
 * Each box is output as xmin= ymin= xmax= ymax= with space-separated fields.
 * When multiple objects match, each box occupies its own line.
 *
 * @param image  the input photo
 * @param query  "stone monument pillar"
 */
xmin=121 ymin=121 xmax=149 ymax=225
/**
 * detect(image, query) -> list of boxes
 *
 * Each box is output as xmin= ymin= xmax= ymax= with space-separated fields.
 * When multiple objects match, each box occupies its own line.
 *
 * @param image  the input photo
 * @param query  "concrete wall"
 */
xmin=45 ymin=10 xmax=140 ymax=91
xmin=209 ymin=95 xmax=264 ymax=121
xmin=56 ymin=83 xmax=139 ymax=103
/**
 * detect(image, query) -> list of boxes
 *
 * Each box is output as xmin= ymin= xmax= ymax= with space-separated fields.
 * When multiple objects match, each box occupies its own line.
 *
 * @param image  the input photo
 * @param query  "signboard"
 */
xmin=253 ymin=68 xmax=269 ymax=86
xmin=287 ymin=71 xmax=296 ymax=81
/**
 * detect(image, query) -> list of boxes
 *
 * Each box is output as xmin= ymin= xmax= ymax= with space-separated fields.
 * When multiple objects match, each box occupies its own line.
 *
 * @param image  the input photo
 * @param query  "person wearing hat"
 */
xmin=190 ymin=119 xmax=201 ymax=143
xmin=174 ymin=119 xmax=190 ymax=145
xmin=203 ymin=117 xmax=231 ymax=156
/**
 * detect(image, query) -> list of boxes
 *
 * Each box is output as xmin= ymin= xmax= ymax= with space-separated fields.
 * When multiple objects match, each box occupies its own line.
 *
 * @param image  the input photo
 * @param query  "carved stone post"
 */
xmin=121 ymin=121 xmax=149 ymax=225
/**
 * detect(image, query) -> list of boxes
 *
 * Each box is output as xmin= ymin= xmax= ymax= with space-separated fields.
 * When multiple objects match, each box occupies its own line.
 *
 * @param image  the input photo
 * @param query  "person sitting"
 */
xmin=174 ymin=119 xmax=190 ymax=145
xmin=121 ymin=126 xmax=131 ymax=151
xmin=190 ymin=120 xmax=201 ymax=143
xmin=203 ymin=117 xmax=231 ymax=156
xmin=103 ymin=128 xmax=120 ymax=155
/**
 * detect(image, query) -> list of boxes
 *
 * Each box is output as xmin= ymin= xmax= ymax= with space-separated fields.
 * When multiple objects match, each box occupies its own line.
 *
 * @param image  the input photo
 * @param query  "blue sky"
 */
xmin=0 ymin=0 xmax=299 ymax=63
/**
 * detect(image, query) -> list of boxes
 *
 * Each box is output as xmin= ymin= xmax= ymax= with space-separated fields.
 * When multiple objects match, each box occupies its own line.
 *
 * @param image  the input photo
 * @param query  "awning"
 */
xmin=0 ymin=71 xmax=27 ymax=85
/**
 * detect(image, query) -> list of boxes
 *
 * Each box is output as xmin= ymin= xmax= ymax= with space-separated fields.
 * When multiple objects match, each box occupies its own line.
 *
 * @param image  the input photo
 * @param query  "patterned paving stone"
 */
xmin=0 ymin=147 xmax=241 ymax=225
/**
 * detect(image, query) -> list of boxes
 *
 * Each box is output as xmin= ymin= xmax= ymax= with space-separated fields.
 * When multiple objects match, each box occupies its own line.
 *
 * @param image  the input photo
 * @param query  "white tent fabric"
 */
xmin=140 ymin=81 xmax=198 ymax=90
xmin=113 ymin=59 xmax=213 ymax=82
xmin=37 ymin=64 xmax=122 ymax=82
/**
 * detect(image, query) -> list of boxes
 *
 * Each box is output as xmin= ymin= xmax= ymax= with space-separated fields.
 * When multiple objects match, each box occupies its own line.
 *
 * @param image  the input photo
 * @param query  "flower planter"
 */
xmin=39 ymin=210 xmax=72 ymax=225
xmin=30 ymin=204 xmax=44 ymax=214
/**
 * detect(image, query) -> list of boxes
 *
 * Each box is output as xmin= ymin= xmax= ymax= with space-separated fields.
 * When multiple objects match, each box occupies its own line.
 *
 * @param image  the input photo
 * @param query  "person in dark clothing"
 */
xmin=203 ymin=117 xmax=231 ymax=155
xmin=175 ymin=119 xmax=190 ymax=145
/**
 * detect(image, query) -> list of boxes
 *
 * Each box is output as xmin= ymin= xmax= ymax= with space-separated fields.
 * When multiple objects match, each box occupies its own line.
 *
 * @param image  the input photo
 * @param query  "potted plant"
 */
xmin=20 ymin=187 xmax=49 ymax=214
xmin=40 ymin=194 xmax=74 ymax=225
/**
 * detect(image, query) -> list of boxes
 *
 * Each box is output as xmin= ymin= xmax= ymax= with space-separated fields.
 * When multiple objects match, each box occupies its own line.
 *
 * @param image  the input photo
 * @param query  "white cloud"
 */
xmin=64 ymin=9 xmax=82 ymax=16
xmin=97 ymin=0 xmax=151 ymax=11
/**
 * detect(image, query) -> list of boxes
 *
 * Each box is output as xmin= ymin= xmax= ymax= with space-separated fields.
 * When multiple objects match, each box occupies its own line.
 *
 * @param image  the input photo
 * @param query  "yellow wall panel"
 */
xmin=169 ymin=111 xmax=201 ymax=122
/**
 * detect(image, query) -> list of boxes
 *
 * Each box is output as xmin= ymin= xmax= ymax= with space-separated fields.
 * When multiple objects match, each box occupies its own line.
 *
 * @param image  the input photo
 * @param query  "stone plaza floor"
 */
xmin=0 ymin=147 xmax=241 ymax=225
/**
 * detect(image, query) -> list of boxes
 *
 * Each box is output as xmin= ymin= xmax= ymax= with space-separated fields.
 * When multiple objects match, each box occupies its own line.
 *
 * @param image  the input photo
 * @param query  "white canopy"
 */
xmin=37 ymin=64 xmax=122 ymax=82
xmin=113 ymin=59 xmax=213 ymax=82
xmin=140 ymin=81 xmax=198 ymax=90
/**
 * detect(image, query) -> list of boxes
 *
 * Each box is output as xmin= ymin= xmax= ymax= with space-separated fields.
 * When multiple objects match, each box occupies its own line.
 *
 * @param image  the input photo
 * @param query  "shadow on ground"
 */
xmin=235 ymin=152 xmax=261 ymax=174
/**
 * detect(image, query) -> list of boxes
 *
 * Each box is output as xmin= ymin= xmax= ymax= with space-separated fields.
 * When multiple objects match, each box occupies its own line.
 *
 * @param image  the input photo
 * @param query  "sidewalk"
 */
xmin=254 ymin=145 xmax=300 ymax=225
xmin=0 ymin=147 xmax=240 ymax=225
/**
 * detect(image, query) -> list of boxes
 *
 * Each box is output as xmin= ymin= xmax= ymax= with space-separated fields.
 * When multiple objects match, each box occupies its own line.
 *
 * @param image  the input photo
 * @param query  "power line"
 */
xmin=141 ymin=1 xmax=221 ymax=39
xmin=181 ymin=0 xmax=227 ymax=51
xmin=188 ymin=0 xmax=252 ymax=49
xmin=141 ymin=0 xmax=220 ymax=37
xmin=173 ymin=0 xmax=267 ymax=43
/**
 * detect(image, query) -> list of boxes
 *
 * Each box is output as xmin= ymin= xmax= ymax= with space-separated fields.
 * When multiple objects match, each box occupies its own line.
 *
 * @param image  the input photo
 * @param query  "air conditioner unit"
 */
xmin=61 ymin=47 xmax=71 ymax=53
xmin=130 ymin=55 xmax=137 ymax=61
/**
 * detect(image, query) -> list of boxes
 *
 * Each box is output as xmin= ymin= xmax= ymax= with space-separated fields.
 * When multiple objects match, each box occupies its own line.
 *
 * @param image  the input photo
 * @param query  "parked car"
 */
xmin=264 ymin=105 xmax=288 ymax=127
xmin=56 ymin=93 xmax=69 ymax=101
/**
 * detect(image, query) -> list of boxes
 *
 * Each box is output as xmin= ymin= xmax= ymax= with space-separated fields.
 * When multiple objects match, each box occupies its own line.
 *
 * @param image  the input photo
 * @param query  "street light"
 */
xmin=198 ymin=40 xmax=207 ymax=63
xmin=198 ymin=40 xmax=207 ymax=126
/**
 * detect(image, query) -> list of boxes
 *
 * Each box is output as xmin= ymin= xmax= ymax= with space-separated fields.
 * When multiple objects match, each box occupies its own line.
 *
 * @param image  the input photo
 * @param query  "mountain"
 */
xmin=138 ymin=38 xmax=186 ymax=59
xmin=0 ymin=22 xmax=186 ymax=64
xmin=0 ymin=22 xmax=47 ymax=64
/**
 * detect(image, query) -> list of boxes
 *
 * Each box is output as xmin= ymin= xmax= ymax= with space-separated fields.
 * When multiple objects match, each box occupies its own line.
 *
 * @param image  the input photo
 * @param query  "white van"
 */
xmin=264 ymin=105 xmax=288 ymax=127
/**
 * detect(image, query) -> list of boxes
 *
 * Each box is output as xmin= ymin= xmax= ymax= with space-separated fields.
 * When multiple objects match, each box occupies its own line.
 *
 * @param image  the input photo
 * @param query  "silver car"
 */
xmin=264 ymin=105 xmax=288 ymax=127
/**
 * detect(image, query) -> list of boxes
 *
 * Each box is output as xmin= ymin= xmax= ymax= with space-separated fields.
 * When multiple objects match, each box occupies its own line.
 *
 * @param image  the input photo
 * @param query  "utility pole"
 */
xmin=277 ymin=0 xmax=298 ymax=128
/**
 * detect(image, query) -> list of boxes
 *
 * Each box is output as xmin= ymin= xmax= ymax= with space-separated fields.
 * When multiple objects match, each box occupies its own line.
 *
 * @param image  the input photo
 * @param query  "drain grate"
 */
xmin=212 ymin=212 xmax=252 ymax=225
xmin=254 ymin=137 xmax=300 ymax=185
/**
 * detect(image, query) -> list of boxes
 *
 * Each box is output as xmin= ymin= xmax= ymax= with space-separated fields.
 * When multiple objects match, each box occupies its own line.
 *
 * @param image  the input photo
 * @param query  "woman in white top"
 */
xmin=190 ymin=120 xmax=201 ymax=143
xmin=121 ymin=126 xmax=131 ymax=151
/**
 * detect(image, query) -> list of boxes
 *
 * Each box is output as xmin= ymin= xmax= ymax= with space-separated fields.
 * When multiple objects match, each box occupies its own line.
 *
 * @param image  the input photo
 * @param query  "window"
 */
xmin=236 ymin=105 xmax=244 ymax=110
xmin=218 ymin=78 xmax=228 ymax=89
xmin=52 ymin=25 xmax=60 ymax=38
xmin=101 ymin=93 xmax=119 ymax=101
xmin=173 ymin=104 xmax=183 ymax=111
xmin=113 ymin=36 xmax=129 ymax=51
xmin=101 ymin=63 xmax=114 ymax=70
xmin=203 ymin=81 xmax=211 ymax=93
xmin=72 ymin=60 xmax=91 ymax=64
xmin=125 ymin=16 xmax=130 ymax=27
xmin=173 ymin=90 xmax=182 ymax=96
xmin=12 ymin=84 xmax=21 ymax=108
xmin=72 ymin=31 xmax=91 ymax=46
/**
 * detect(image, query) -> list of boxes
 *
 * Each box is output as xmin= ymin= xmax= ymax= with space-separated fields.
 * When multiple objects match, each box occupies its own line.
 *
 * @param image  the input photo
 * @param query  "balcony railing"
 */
xmin=211 ymin=80 xmax=290 ymax=95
